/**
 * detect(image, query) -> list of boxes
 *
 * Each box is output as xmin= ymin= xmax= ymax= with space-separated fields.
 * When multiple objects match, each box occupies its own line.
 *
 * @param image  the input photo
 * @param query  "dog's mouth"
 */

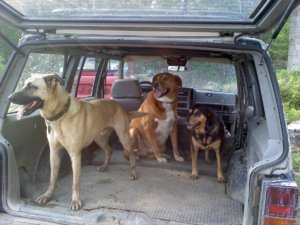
xmin=186 ymin=121 xmax=201 ymax=130
xmin=17 ymin=99 xmax=44 ymax=120
xmin=153 ymin=88 xmax=170 ymax=98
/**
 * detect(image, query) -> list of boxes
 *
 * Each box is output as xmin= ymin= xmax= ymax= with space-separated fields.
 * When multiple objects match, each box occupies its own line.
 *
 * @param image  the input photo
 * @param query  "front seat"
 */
xmin=111 ymin=79 xmax=144 ymax=111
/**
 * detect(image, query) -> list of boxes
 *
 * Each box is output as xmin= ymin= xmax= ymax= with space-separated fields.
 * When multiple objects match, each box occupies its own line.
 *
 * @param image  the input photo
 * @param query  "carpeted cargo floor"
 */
xmin=30 ymin=152 xmax=243 ymax=225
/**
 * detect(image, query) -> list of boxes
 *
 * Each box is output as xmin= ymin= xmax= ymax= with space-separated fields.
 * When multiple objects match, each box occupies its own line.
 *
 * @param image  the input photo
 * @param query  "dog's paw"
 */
xmin=129 ymin=171 xmax=138 ymax=180
xmin=35 ymin=193 xmax=51 ymax=204
xmin=217 ymin=175 xmax=227 ymax=183
xmin=174 ymin=154 xmax=184 ymax=162
xmin=190 ymin=173 xmax=199 ymax=179
xmin=157 ymin=157 xmax=168 ymax=163
xmin=96 ymin=164 xmax=107 ymax=172
xmin=70 ymin=199 xmax=82 ymax=211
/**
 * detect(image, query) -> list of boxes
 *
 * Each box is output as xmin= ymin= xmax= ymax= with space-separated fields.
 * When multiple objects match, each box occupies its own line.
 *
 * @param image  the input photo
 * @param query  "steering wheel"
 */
xmin=139 ymin=81 xmax=153 ymax=97
xmin=139 ymin=81 xmax=153 ymax=87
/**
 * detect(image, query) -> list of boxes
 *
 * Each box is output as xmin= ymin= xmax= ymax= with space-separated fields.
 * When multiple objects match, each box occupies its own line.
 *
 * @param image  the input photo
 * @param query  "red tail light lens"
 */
xmin=263 ymin=181 xmax=298 ymax=225
xmin=265 ymin=185 xmax=298 ymax=218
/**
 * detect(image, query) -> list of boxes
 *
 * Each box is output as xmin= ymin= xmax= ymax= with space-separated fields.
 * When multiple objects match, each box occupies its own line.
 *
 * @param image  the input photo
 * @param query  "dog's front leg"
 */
xmin=36 ymin=147 xmax=62 ymax=204
xmin=146 ymin=129 xmax=167 ymax=163
xmin=69 ymin=152 xmax=82 ymax=210
xmin=215 ymin=147 xmax=226 ymax=183
xmin=170 ymin=125 xmax=184 ymax=162
xmin=190 ymin=144 xmax=200 ymax=179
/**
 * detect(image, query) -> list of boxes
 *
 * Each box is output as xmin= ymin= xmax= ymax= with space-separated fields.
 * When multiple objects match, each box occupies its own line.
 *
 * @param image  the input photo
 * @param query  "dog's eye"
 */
xmin=194 ymin=111 xmax=200 ymax=116
xmin=26 ymin=82 xmax=37 ymax=90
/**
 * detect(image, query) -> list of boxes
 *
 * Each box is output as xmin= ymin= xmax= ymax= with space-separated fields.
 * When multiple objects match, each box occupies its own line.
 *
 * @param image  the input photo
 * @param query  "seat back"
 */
xmin=111 ymin=79 xmax=143 ymax=111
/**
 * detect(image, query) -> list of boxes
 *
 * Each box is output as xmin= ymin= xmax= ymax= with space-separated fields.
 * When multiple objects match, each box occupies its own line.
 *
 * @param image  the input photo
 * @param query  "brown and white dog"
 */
xmin=126 ymin=72 xmax=184 ymax=163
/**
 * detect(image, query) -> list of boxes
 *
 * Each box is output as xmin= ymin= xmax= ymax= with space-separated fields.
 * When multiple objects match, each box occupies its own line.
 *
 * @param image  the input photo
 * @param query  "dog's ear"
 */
xmin=44 ymin=74 xmax=65 ymax=88
xmin=204 ymin=109 xmax=212 ymax=120
xmin=174 ymin=75 xmax=182 ymax=88
xmin=152 ymin=73 xmax=159 ymax=83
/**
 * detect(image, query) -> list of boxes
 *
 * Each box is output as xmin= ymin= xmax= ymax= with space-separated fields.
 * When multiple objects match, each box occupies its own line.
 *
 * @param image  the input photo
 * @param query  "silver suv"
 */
xmin=0 ymin=1 xmax=299 ymax=224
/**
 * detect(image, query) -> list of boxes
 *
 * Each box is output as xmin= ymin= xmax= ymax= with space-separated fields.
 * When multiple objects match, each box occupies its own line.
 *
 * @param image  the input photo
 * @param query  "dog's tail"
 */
xmin=128 ymin=111 xmax=148 ymax=119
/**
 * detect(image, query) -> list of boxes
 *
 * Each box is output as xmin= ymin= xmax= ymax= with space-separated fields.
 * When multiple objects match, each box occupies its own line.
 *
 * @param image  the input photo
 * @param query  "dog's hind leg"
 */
xmin=36 ymin=143 xmax=63 ymax=205
xmin=95 ymin=128 xmax=113 ymax=172
xmin=116 ymin=128 xmax=137 ymax=180
xmin=123 ymin=127 xmax=139 ymax=160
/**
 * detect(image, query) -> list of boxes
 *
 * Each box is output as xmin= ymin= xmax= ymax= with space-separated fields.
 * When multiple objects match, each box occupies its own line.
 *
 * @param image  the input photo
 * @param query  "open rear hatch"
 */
xmin=0 ymin=0 xmax=299 ymax=38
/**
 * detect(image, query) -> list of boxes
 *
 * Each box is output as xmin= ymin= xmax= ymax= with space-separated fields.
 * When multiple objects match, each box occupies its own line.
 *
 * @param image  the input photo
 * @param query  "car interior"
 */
xmin=0 ymin=41 xmax=270 ymax=225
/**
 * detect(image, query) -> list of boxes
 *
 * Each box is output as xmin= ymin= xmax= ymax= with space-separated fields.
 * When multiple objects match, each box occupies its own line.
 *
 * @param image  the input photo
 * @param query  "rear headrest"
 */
xmin=111 ymin=79 xmax=142 ymax=98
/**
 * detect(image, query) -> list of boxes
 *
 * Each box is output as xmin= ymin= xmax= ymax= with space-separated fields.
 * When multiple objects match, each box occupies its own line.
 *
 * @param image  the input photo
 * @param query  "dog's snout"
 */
xmin=8 ymin=93 xmax=17 ymax=102
xmin=8 ymin=91 xmax=31 ymax=105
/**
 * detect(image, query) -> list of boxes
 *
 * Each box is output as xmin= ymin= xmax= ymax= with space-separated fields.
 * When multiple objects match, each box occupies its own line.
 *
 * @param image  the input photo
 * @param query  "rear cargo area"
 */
xmin=22 ymin=149 xmax=243 ymax=225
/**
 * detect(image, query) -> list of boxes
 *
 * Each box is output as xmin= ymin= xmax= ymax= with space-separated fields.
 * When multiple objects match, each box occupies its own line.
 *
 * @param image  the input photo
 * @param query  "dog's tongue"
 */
xmin=154 ymin=90 xmax=163 ymax=98
xmin=17 ymin=106 xmax=25 ymax=120
xmin=186 ymin=122 xmax=200 ymax=130
xmin=186 ymin=123 xmax=194 ymax=130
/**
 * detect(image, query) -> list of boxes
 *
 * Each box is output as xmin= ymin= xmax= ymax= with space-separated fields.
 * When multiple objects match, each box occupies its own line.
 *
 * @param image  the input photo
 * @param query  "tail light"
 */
xmin=262 ymin=180 xmax=298 ymax=225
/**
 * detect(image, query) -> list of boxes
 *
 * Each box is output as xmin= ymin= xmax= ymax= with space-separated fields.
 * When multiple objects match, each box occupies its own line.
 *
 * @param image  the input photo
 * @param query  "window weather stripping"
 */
xmin=0 ymin=30 xmax=24 ymax=57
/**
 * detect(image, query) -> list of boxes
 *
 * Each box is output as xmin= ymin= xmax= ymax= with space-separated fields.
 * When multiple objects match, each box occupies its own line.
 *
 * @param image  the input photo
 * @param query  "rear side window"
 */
xmin=176 ymin=60 xmax=237 ymax=94
xmin=103 ymin=59 xmax=119 ymax=99
xmin=71 ymin=57 xmax=101 ymax=98
xmin=8 ymin=53 xmax=64 ymax=113
xmin=71 ymin=58 xmax=120 ymax=99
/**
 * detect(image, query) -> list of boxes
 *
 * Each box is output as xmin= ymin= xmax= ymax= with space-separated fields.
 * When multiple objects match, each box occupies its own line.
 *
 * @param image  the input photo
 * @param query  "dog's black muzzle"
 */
xmin=9 ymin=91 xmax=36 ymax=105
xmin=9 ymin=91 xmax=44 ymax=117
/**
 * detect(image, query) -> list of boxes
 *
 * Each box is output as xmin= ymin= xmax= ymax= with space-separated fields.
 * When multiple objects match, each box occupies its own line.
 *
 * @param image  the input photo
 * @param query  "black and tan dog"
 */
xmin=9 ymin=73 xmax=144 ymax=210
xmin=187 ymin=105 xmax=226 ymax=182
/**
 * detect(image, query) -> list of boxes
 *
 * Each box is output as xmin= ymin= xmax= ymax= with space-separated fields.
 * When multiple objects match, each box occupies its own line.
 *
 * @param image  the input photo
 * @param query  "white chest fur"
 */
xmin=155 ymin=100 xmax=175 ymax=145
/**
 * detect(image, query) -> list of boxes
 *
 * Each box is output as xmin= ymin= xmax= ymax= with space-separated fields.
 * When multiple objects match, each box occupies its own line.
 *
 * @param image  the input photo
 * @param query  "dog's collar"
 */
xmin=157 ymin=100 xmax=173 ymax=104
xmin=46 ymin=97 xmax=71 ymax=122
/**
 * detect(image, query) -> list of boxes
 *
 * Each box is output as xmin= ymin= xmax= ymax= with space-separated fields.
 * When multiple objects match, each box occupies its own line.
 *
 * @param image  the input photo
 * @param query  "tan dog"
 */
xmin=126 ymin=72 xmax=184 ymax=163
xmin=9 ymin=73 xmax=142 ymax=210
xmin=187 ymin=105 xmax=226 ymax=182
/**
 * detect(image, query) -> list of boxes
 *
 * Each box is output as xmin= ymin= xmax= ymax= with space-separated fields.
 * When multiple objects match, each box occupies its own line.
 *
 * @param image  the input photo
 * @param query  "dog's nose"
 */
xmin=153 ymin=82 xmax=159 ymax=88
xmin=8 ymin=93 xmax=14 ymax=100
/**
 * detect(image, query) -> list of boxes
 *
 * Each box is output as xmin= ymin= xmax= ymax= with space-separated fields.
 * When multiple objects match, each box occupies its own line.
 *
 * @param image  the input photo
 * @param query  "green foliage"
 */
xmin=292 ymin=151 xmax=300 ymax=173
xmin=261 ymin=20 xmax=290 ymax=70
xmin=277 ymin=69 xmax=300 ymax=123
xmin=0 ymin=20 xmax=21 ymax=77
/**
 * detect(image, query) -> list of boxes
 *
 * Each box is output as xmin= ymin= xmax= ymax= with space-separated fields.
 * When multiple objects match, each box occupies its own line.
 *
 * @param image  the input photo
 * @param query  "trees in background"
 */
xmin=0 ymin=20 xmax=21 ymax=74
xmin=288 ymin=5 xmax=300 ymax=69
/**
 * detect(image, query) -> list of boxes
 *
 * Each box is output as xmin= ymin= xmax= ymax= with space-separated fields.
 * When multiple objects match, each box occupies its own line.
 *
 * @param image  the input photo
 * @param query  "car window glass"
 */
xmin=0 ymin=20 xmax=21 ymax=81
xmin=4 ymin=0 xmax=263 ymax=22
xmin=71 ymin=57 xmax=101 ymax=98
xmin=104 ymin=59 xmax=119 ymax=99
xmin=124 ymin=58 xmax=237 ymax=94
xmin=8 ymin=53 xmax=64 ymax=113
